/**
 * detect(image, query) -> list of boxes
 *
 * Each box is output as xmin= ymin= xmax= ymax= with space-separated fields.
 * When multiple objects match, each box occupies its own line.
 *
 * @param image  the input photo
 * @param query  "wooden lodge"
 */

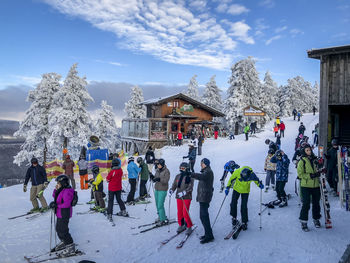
xmin=121 ymin=93 xmax=225 ymax=154
xmin=307 ymin=44 xmax=350 ymax=149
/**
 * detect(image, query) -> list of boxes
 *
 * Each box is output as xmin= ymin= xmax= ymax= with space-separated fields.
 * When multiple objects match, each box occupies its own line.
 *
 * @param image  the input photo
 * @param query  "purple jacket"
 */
xmin=53 ymin=188 xmax=74 ymax=218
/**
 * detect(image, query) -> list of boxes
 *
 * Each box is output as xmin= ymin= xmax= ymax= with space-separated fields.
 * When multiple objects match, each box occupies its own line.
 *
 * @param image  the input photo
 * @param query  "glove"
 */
xmin=178 ymin=191 xmax=186 ymax=198
xmin=224 ymin=187 xmax=230 ymax=196
xmin=259 ymin=182 xmax=264 ymax=189
xmin=149 ymin=174 xmax=154 ymax=181
xmin=49 ymin=201 xmax=57 ymax=209
xmin=310 ymin=172 xmax=321 ymax=179
xmin=43 ymin=181 xmax=49 ymax=189
xmin=168 ymin=189 xmax=173 ymax=197
xmin=264 ymin=169 xmax=267 ymax=171
xmin=23 ymin=184 xmax=27 ymax=192
xmin=153 ymin=177 xmax=160 ymax=182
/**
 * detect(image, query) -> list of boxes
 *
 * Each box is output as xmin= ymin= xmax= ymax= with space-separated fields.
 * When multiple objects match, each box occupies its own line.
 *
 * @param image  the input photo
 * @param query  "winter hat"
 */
xmin=298 ymin=134 xmax=303 ymax=139
xmin=128 ymin=156 xmax=135 ymax=162
xmin=201 ymin=158 xmax=210 ymax=167
xmin=31 ymin=157 xmax=38 ymax=164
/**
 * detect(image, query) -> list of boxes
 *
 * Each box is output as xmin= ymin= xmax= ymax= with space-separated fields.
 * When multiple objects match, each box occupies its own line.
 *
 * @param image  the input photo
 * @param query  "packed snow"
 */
xmin=1 ymin=113 xmax=349 ymax=263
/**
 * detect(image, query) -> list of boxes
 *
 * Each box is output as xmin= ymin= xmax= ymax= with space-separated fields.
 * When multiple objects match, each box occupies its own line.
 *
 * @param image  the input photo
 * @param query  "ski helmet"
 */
xmin=128 ymin=156 xmax=135 ymax=162
xmin=158 ymin=158 xmax=165 ymax=167
xmin=56 ymin=174 xmax=69 ymax=187
xmin=268 ymin=149 xmax=274 ymax=155
xmin=92 ymin=165 xmax=99 ymax=174
xmin=112 ymin=159 xmax=120 ymax=167
xmin=179 ymin=162 xmax=190 ymax=172
xmin=331 ymin=139 xmax=338 ymax=146
xmin=137 ymin=157 xmax=143 ymax=164
xmin=240 ymin=168 xmax=252 ymax=181
xmin=275 ymin=150 xmax=282 ymax=159
xmin=31 ymin=157 xmax=38 ymax=164
xmin=225 ymin=161 xmax=240 ymax=172
xmin=265 ymin=139 xmax=270 ymax=145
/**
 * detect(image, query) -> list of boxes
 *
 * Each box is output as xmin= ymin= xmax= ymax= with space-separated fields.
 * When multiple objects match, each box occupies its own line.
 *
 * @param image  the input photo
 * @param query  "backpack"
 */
xmin=71 ymin=191 xmax=79 ymax=206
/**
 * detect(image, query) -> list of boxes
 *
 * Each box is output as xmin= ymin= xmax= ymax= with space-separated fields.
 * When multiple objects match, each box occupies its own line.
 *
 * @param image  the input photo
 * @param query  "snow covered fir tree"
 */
xmin=124 ymin=86 xmax=146 ymax=118
xmin=186 ymin=74 xmax=200 ymax=100
xmin=202 ymin=75 xmax=222 ymax=110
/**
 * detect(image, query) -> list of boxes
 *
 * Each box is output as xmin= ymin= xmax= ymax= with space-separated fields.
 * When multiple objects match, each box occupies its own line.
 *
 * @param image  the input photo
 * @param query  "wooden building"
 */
xmin=121 ymin=93 xmax=225 ymax=154
xmin=307 ymin=45 xmax=350 ymax=149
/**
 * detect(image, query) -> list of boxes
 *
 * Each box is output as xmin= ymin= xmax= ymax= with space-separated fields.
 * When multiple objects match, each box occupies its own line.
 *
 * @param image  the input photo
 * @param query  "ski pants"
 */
xmin=67 ymin=174 xmax=76 ymax=190
xmin=280 ymin=130 xmax=284 ymax=137
xmin=139 ymin=179 xmax=148 ymax=198
xmin=30 ymin=184 xmax=48 ymax=209
xmin=230 ymin=190 xmax=249 ymax=223
xmin=198 ymin=146 xmax=202 ymax=156
xmin=56 ymin=217 xmax=73 ymax=245
xmin=155 ymin=190 xmax=167 ymax=222
xmin=94 ymin=191 xmax=105 ymax=208
xmin=199 ymin=202 xmax=214 ymax=239
xmin=276 ymin=181 xmax=287 ymax=200
xmin=189 ymin=160 xmax=195 ymax=173
xmin=80 ymin=174 xmax=89 ymax=190
xmin=214 ymin=131 xmax=218 ymax=139
xmin=299 ymin=187 xmax=321 ymax=221
xmin=245 ymin=133 xmax=249 ymax=141
xmin=265 ymin=170 xmax=276 ymax=187
xmin=107 ymin=190 xmax=125 ymax=215
xmin=177 ymin=198 xmax=193 ymax=228
xmin=327 ymin=167 xmax=338 ymax=192
xmin=127 ymin=178 xmax=137 ymax=202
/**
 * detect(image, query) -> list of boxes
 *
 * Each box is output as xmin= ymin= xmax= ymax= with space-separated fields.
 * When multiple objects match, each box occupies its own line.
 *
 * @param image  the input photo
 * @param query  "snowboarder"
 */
xmin=169 ymin=162 xmax=194 ymax=234
xmin=90 ymin=165 xmax=106 ymax=212
xmin=312 ymin=123 xmax=319 ymax=147
xmin=183 ymin=143 xmax=196 ymax=173
xmin=106 ymin=159 xmax=128 ymax=219
xmin=264 ymin=149 xmax=276 ymax=192
xmin=292 ymin=109 xmax=297 ymax=120
xmin=298 ymin=122 xmax=306 ymax=136
xmin=270 ymin=150 xmax=290 ymax=207
xmin=62 ymin=155 xmax=76 ymax=190
xmin=145 ymin=146 xmax=155 ymax=173
xmin=297 ymin=145 xmax=321 ymax=231
xmin=190 ymin=158 xmax=214 ymax=244
xmin=137 ymin=157 xmax=150 ymax=200
xmin=197 ymin=134 xmax=203 ymax=156
xmin=244 ymin=123 xmax=250 ymax=141
xmin=279 ymin=121 xmax=285 ymax=138
xmin=224 ymin=167 xmax=264 ymax=231
xmin=324 ymin=139 xmax=339 ymax=195
xmin=126 ymin=157 xmax=141 ymax=205
xmin=23 ymin=157 xmax=49 ymax=212
xmin=77 ymin=155 xmax=88 ymax=190
xmin=265 ymin=139 xmax=278 ymax=154
xmin=150 ymin=158 xmax=170 ymax=226
xmin=220 ymin=160 xmax=240 ymax=192
xmin=312 ymin=106 xmax=317 ymax=115
xmin=49 ymin=175 xmax=75 ymax=255
xmin=273 ymin=125 xmax=279 ymax=137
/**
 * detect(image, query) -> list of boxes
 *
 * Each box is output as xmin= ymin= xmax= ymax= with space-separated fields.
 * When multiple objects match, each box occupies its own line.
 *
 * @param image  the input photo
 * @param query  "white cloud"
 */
xmin=216 ymin=3 xmax=249 ymax=15
xmin=254 ymin=18 xmax=269 ymax=37
xmin=95 ymin=59 xmax=124 ymax=67
xmin=275 ymin=26 xmax=287 ymax=33
xmin=290 ymin=28 xmax=304 ymax=38
xmin=265 ymin=35 xmax=281 ymax=45
xmin=11 ymin=75 xmax=41 ymax=86
xmin=260 ymin=0 xmax=275 ymax=8
xmin=223 ymin=20 xmax=255 ymax=44
xmin=189 ymin=0 xmax=207 ymax=11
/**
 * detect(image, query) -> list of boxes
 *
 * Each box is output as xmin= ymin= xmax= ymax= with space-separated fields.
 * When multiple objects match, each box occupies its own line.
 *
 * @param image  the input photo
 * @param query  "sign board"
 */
xmin=167 ymin=102 xmax=173 ymax=107
xmin=181 ymin=104 xmax=194 ymax=112
xmin=243 ymin=105 xmax=266 ymax=116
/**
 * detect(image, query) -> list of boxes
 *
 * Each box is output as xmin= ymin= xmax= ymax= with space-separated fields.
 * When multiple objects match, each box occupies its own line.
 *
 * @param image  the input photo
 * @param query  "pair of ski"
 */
xmin=8 ymin=209 xmax=50 ymax=220
xmin=159 ymin=226 xmax=198 ymax=249
xmin=106 ymin=213 xmax=139 ymax=227
xmin=24 ymin=248 xmax=84 ymax=263
xmin=132 ymin=220 xmax=177 ymax=234
xmin=224 ymin=221 xmax=243 ymax=240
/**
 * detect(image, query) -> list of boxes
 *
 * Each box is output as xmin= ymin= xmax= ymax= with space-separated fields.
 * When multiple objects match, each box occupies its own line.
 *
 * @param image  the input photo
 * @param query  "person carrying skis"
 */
xmin=77 ymin=155 xmax=88 ymax=190
xmin=325 ymin=139 xmax=339 ymax=195
xmin=169 ymin=162 xmax=194 ymax=234
xmin=23 ymin=157 xmax=49 ymax=212
xmin=49 ymin=175 xmax=75 ymax=255
xmin=292 ymin=109 xmax=297 ymax=120
xmin=264 ymin=149 xmax=276 ymax=192
xmin=106 ymin=159 xmax=128 ymax=220
xmin=90 ymin=165 xmax=106 ymax=212
xmin=183 ymin=143 xmax=196 ymax=173
xmin=126 ymin=157 xmax=141 ymax=205
xmin=145 ymin=146 xmax=155 ymax=173
xmin=62 ymin=155 xmax=76 ymax=190
xmin=298 ymin=122 xmax=306 ymax=136
xmin=270 ymin=150 xmax=290 ymax=207
xmin=220 ymin=160 xmax=240 ymax=192
xmin=244 ymin=123 xmax=250 ymax=141
xmin=297 ymin=144 xmax=321 ymax=231
xmin=224 ymin=167 xmax=264 ymax=231
xmin=265 ymin=139 xmax=278 ymax=154
xmin=279 ymin=121 xmax=285 ymax=137
xmin=137 ymin=157 xmax=150 ymax=200
xmin=190 ymin=158 xmax=215 ymax=244
xmin=150 ymin=158 xmax=170 ymax=226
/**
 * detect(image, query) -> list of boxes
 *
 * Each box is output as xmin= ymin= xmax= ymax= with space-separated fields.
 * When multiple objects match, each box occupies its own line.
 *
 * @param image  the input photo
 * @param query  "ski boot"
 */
xmin=156 ymin=219 xmax=169 ymax=227
xmin=200 ymin=236 xmax=214 ymax=244
xmin=232 ymin=218 xmax=238 ymax=227
xmin=40 ymin=207 xmax=50 ymax=213
xmin=154 ymin=218 xmax=160 ymax=224
xmin=58 ymin=243 xmax=76 ymax=257
xmin=265 ymin=186 xmax=269 ymax=193
xmin=86 ymin=200 xmax=95 ymax=205
xmin=29 ymin=207 xmax=41 ymax=213
xmin=271 ymin=184 xmax=275 ymax=191
xmin=313 ymin=219 xmax=321 ymax=228
xmin=301 ymin=221 xmax=309 ymax=232
xmin=98 ymin=207 xmax=107 ymax=213
xmin=279 ymin=198 xmax=288 ymax=208
xmin=50 ymin=241 xmax=65 ymax=252
xmin=241 ymin=223 xmax=248 ymax=231
xmin=185 ymin=227 xmax=193 ymax=235
xmin=176 ymin=224 xmax=186 ymax=233
xmin=273 ymin=199 xmax=282 ymax=206
xmin=107 ymin=214 xmax=113 ymax=222
xmin=117 ymin=210 xmax=129 ymax=217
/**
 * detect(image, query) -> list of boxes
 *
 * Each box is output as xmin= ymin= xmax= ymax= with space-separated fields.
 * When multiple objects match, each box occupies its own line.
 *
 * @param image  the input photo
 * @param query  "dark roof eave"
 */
xmin=307 ymin=44 xmax=350 ymax=59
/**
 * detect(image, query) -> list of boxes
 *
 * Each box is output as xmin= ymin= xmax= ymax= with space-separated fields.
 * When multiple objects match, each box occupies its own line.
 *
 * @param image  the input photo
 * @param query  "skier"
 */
xmin=49 ymin=175 xmax=75 ymax=255
xmin=183 ymin=143 xmax=196 ymax=173
xmin=297 ymin=145 xmax=321 ymax=231
xmin=190 ymin=135 xmax=199 ymax=155
xmin=169 ymin=162 xmax=194 ymax=234
xmin=325 ymin=139 xmax=339 ymax=195
xmin=276 ymin=116 xmax=281 ymax=128
xmin=265 ymin=139 xmax=278 ymax=154
xmin=224 ymin=167 xmax=264 ymax=231
xmin=292 ymin=109 xmax=297 ymax=120
xmin=298 ymin=122 xmax=306 ymax=136
xmin=177 ymin=131 xmax=183 ymax=146
xmin=312 ymin=106 xmax=317 ymax=115
xmin=126 ymin=157 xmax=141 ymax=205
xmin=90 ymin=165 xmax=106 ymax=212
xmin=77 ymin=155 xmax=88 ymax=190
xmin=137 ymin=157 xmax=150 ymax=200
xmin=292 ymin=142 xmax=308 ymax=168
xmin=264 ymin=149 xmax=276 ymax=192
xmin=273 ymin=125 xmax=279 ymax=137
xmin=220 ymin=160 xmax=240 ymax=192
xmin=23 ymin=157 xmax=49 ymax=212
xmin=62 ymin=155 xmax=76 ymax=190
xmin=150 ymin=158 xmax=170 ymax=226
xmin=312 ymin=123 xmax=319 ymax=147
xmin=145 ymin=146 xmax=155 ymax=173
xmin=198 ymin=134 xmax=203 ymax=156
xmin=214 ymin=125 xmax=219 ymax=139
xmin=276 ymin=134 xmax=281 ymax=150
xmin=244 ymin=123 xmax=250 ymax=141
xmin=270 ymin=150 xmax=290 ymax=207
xmin=106 ymin=159 xmax=128 ymax=220
xmin=297 ymin=111 xmax=302 ymax=122
xmin=295 ymin=134 xmax=303 ymax=151
xmin=190 ymin=158 xmax=214 ymax=244
xmin=279 ymin=121 xmax=285 ymax=138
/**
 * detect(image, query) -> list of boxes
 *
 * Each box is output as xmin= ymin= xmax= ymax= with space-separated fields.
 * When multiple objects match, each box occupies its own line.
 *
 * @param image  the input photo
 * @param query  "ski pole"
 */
xmin=168 ymin=196 xmax=171 ymax=233
xmin=211 ymin=195 xmax=227 ymax=229
xmin=49 ymin=209 xmax=53 ymax=255
xmin=144 ymin=181 xmax=153 ymax=212
xmin=180 ymin=196 xmax=194 ymax=227
xmin=259 ymin=188 xmax=262 ymax=231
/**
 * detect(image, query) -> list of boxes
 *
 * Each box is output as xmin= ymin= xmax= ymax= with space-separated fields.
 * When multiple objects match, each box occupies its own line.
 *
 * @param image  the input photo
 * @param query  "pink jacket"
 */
xmin=53 ymin=188 xmax=74 ymax=218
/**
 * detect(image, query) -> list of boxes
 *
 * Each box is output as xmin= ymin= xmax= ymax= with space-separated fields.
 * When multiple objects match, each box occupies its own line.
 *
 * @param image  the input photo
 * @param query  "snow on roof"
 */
xmin=307 ymin=44 xmax=350 ymax=59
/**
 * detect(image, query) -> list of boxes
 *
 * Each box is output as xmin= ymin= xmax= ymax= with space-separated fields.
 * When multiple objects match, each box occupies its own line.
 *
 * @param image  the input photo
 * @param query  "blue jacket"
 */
xmin=24 ymin=165 xmax=47 ymax=186
xmin=270 ymin=154 xmax=290 ymax=182
xmin=184 ymin=148 xmax=196 ymax=162
xmin=127 ymin=162 xmax=141 ymax=179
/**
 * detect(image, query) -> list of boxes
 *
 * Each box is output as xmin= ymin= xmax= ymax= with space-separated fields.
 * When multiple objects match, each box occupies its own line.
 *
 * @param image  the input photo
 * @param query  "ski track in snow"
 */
xmin=1 ymin=113 xmax=349 ymax=263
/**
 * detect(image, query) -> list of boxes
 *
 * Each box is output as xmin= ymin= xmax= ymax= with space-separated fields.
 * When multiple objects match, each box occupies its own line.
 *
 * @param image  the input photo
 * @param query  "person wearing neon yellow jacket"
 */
xmin=225 ymin=166 xmax=263 ymax=230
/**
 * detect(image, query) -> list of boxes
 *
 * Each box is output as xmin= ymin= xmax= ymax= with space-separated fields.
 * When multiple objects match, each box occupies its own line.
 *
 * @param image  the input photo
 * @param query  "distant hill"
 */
xmin=0 ymin=120 xmax=20 ymax=136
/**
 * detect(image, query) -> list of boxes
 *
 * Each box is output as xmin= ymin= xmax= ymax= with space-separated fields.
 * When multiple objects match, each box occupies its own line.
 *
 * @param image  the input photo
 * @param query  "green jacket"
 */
xmin=226 ymin=166 xmax=259 ymax=194
xmin=140 ymin=162 xmax=149 ymax=181
xmin=297 ymin=157 xmax=320 ymax=188
xmin=244 ymin=126 xmax=250 ymax=134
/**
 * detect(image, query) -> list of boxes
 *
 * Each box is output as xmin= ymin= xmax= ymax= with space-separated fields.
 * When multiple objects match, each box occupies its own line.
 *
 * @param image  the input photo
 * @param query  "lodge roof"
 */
xmin=141 ymin=93 xmax=225 ymax=117
xmin=307 ymin=44 xmax=350 ymax=59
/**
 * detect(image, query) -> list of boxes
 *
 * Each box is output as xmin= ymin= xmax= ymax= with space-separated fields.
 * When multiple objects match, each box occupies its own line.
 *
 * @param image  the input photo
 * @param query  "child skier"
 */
xmin=49 ymin=175 xmax=75 ymax=255
xmin=169 ymin=162 xmax=194 ymax=234
xmin=273 ymin=125 xmax=279 ymax=137
xmin=264 ymin=149 xmax=276 ymax=192
xmin=183 ymin=143 xmax=196 ymax=173
xmin=220 ymin=160 xmax=240 ymax=192
xmin=225 ymin=167 xmax=264 ymax=230
xmin=137 ymin=157 xmax=150 ymax=200
xmin=126 ymin=157 xmax=141 ymax=205
xmin=106 ymin=159 xmax=128 ymax=220
xmin=90 ymin=165 xmax=106 ymax=212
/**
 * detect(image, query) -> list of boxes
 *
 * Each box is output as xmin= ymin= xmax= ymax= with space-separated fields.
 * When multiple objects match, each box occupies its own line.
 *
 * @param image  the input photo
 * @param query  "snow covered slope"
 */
xmin=1 ymin=113 xmax=349 ymax=263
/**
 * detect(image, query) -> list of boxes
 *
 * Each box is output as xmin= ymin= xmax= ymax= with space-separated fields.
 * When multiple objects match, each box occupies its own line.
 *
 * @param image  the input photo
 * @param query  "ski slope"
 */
xmin=1 ymin=113 xmax=350 ymax=263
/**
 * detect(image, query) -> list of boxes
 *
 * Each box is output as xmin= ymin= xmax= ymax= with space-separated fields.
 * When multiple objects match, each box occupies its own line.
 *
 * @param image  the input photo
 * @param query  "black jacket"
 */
xmin=191 ymin=166 xmax=214 ymax=203
xmin=145 ymin=150 xmax=155 ymax=164
xmin=24 ymin=165 xmax=47 ymax=186
xmin=325 ymin=147 xmax=338 ymax=168
xmin=298 ymin=125 xmax=306 ymax=134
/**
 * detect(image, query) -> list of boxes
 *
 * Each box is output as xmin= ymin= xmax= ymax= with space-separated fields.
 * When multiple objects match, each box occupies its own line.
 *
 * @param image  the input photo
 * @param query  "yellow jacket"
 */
xmin=226 ymin=166 xmax=260 ymax=194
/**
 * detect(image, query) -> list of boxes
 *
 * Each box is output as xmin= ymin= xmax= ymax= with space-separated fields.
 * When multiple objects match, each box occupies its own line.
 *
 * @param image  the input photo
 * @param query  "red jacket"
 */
xmin=177 ymin=132 xmax=183 ymax=140
xmin=280 ymin=123 xmax=285 ymax=131
xmin=106 ymin=168 xmax=123 ymax=191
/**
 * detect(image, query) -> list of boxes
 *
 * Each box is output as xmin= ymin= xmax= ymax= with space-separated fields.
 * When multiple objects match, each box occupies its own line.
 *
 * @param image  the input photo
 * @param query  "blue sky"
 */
xmin=0 ymin=0 xmax=349 ymax=121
